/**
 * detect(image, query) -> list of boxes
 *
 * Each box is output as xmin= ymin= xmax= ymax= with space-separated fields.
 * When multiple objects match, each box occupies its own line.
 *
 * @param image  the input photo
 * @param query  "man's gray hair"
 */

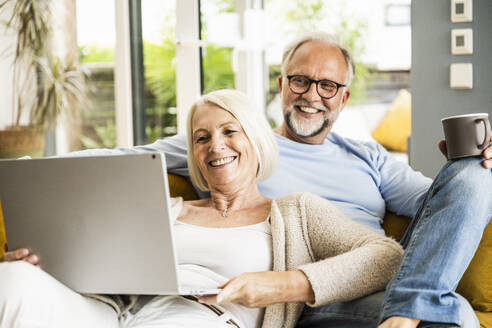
xmin=280 ymin=32 xmax=355 ymax=87
xmin=186 ymin=89 xmax=279 ymax=192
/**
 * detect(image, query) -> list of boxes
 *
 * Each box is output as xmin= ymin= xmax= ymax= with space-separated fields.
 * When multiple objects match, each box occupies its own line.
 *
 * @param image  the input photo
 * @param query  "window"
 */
xmin=76 ymin=0 xmax=117 ymax=150
xmin=200 ymin=0 xmax=236 ymax=94
xmin=141 ymin=0 xmax=178 ymax=143
xmin=74 ymin=0 xmax=411 ymax=153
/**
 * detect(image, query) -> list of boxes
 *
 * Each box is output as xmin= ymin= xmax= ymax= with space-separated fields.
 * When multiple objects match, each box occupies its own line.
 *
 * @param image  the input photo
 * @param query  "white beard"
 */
xmin=288 ymin=112 xmax=326 ymax=137
xmin=285 ymin=103 xmax=342 ymax=138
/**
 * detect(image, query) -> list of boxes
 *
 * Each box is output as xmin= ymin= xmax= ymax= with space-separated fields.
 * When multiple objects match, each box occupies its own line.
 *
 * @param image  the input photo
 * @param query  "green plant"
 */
xmin=0 ymin=0 xmax=88 ymax=129
xmin=202 ymin=45 xmax=235 ymax=93
xmin=334 ymin=11 xmax=372 ymax=105
xmin=80 ymin=120 xmax=117 ymax=149
xmin=279 ymin=0 xmax=325 ymax=33
xmin=79 ymin=44 xmax=115 ymax=63
xmin=34 ymin=55 xmax=88 ymax=129
xmin=0 ymin=0 xmax=51 ymax=126
xmin=268 ymin=64 xmax=281 ymax=104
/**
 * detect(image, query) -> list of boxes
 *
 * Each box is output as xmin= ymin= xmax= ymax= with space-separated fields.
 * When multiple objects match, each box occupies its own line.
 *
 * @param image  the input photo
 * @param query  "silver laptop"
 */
xmin=0 ymin=153 xmax=220 ymax=295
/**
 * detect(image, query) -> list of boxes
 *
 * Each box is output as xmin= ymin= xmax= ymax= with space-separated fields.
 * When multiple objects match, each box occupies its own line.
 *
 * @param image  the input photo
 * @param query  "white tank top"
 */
xmin=173 ymin=217 xmax=273 ymax=328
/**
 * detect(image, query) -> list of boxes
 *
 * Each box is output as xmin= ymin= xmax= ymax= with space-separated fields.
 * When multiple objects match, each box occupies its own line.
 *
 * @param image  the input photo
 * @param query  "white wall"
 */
xmin=0 ymin=4 xmax=15 ymax=129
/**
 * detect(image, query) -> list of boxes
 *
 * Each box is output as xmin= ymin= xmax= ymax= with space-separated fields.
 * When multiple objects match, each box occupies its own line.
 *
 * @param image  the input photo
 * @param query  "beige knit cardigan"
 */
xmin=92 ymin=192 xmax=403 ymax=328
xmin=261 ymin=192 xmax=403 ymax=328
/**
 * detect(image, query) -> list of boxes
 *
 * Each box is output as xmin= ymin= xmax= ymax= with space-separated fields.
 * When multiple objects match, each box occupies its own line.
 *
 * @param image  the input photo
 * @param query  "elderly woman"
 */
xmin=0 ymin=89 xmax=403 ymax=328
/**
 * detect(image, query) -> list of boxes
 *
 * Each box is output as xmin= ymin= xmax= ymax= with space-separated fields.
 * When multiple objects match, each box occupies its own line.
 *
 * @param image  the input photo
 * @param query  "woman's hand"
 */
xmin=199 ymin=270 xmax=314 ymax=308
xmin=378 ymin=316 xmax=420 ymax=328
xmin=0 ymin=248 xmax=40 ymax=267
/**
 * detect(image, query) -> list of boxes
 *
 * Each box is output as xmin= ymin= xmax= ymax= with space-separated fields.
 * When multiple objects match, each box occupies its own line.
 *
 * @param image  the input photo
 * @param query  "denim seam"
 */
xmin=382 ymin=198 xmax=434 ymax=315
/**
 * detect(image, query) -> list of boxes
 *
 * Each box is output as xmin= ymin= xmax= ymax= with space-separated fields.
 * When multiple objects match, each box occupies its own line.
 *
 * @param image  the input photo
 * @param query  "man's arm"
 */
xmin=57 ymin=134 xmax=211 ymax=199
xmin=374 ymin=143 xmax=433 ymax=219
xmin=377 ymin=131 xmax=492 ymax=220
xmin=67 ymin=134 xmax=190 ymax=177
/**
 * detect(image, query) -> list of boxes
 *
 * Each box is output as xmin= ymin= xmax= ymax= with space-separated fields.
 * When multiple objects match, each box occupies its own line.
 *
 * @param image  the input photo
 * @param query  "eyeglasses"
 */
xmin=286 ymin=75 xmax=346 ymax=99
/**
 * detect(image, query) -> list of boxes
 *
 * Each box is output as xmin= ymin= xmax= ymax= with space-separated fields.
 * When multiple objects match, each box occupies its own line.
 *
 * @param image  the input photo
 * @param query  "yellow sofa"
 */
xmin=1 ymin=174 xmax=490 ymax=326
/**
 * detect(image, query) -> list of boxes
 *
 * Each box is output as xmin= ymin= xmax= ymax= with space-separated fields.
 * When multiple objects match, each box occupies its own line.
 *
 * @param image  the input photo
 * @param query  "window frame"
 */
xmin=115 ymin=0 xmax=267 ymax=145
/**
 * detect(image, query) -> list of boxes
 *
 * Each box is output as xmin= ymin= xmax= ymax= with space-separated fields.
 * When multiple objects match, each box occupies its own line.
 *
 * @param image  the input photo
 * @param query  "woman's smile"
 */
xmin=209 ymin=156 xmax=238 ymax=167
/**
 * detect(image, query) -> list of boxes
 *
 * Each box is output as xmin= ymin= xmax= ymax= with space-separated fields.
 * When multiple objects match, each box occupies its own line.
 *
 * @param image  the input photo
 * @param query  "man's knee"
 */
xmin=0 ymin=261 xmax=46 ymax=303
xmin=297 ymin=291 xmax=384 ymax=328
xmin=446 ymin=157 xmax=490 ymax=193
xmin=437 ymin=158 xmax=491 ymax=218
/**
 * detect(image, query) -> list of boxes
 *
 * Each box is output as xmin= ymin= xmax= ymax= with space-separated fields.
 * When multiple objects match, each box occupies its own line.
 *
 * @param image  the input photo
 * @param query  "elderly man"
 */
xmin=265 ymin=33 xmax=492 ymax=328
xmin=68 ymin=32 xmax=491 ymax=327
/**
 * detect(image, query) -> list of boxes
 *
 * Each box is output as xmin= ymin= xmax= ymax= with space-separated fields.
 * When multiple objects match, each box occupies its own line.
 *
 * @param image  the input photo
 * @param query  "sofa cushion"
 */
xmin=456 ymin=220 xmax=492 ymax=312
xmin=476 ymin=311 xmax=492 ymax=327
xmin=168 ymin=174 xmax=198 ymax=200
xmin=371 ymin=89 xmax=411 ymax=152
xmin=382 ymin=211 xmax=411 ymax=241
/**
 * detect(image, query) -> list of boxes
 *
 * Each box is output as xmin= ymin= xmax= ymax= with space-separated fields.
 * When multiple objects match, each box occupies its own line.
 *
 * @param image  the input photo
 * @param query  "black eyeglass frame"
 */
xmin=286 ymin=75 xmax=347 ymax=99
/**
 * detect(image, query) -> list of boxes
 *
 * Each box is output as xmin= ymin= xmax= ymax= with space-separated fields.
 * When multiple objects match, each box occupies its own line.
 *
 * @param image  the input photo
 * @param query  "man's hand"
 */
xmin=378 ymin=316 xmax=420 ymax=328
xmin=438 ymin=131 xmax=492 ymax=169
xmin=0 ymin=248 xmax=40 ymax=267
xmin=198 ymin=270 xmax=314 ymax=308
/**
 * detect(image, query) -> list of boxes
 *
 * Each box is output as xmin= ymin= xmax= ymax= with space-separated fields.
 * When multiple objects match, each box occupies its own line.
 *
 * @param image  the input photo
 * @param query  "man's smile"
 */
xmin=294 ymin=105 xmax=325 ymax=116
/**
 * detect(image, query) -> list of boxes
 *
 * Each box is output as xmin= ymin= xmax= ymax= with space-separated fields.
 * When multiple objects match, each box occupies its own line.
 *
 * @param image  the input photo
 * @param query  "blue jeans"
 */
xmin=297 ymin=157 xmax=491 ymax=327
xmin=297 ymin=291 xmax=478 ymax=328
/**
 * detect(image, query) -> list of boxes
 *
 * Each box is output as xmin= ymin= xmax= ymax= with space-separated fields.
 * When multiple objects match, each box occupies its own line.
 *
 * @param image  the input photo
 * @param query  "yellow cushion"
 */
xmin=382 ymin=211 xmax=411 ymax=241
xmin=168 ymin=174 xmax=198 ymax=200
xmin=372 ymin=89 xmax=411 ymax=152
xmin=475 ymin=311 xmax=492 ymax=327
xmin=456 ymin=220 xmax=492 ymax=312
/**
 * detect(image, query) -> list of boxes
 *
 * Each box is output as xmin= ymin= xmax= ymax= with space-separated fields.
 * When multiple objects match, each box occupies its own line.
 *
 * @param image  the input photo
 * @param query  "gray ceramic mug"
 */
xmin=441 ymin=113 xmax=491 ymax=160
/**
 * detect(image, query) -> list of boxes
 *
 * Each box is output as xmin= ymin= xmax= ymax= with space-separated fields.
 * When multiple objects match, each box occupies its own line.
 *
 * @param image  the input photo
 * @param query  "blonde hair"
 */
xmin=186 ymin=89 xmax=278 ymax=191
xmin=281 ymin=31 xmax=355 ymax=86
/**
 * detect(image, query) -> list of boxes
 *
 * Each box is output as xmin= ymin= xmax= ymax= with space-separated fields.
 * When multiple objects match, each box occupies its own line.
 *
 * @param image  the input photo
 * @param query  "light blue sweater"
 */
xmin=71 ymin=132 xmax=432 ymax=234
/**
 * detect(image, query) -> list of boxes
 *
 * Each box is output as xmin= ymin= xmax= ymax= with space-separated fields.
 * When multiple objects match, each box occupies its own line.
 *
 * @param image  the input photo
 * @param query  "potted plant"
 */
xmin=0 ymin=0 xmax=87 ymax=158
